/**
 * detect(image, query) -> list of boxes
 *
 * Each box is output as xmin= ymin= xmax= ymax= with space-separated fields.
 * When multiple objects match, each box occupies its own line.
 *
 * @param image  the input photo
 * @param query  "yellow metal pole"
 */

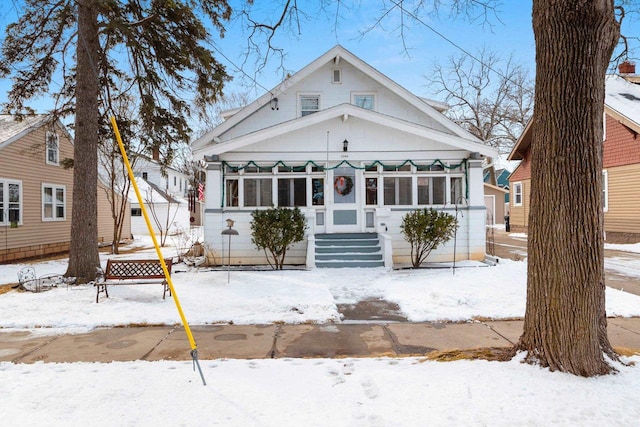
xmin=110 ymin=117 xmax=205 ymax=383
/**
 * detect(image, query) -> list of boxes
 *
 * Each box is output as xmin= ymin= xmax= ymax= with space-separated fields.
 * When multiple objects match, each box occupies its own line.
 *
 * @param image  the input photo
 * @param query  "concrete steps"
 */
xmin=315 ymin=233 xmax=384 ymax=268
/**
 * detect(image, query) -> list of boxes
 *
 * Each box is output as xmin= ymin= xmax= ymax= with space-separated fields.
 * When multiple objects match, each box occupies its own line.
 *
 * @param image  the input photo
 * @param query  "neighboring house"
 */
xmin=483 ymin=167 xmax=511 ymax=225
xmin=192 ymin=45 xmax=497 ymax=267
xmin=484 ymin=183 xmax=509 ymax=226
xmin=0 ymin=114 xmax=130 ymax=263
xmin=134 ymin=153 xmax=190 ymax=198
xmin=508 ymin=64 xmax=640 ymax=242
xmin=132 ymin=153 xmax=202 ymax=227
xmin=128 ymin=177 xmax=190 ymax=237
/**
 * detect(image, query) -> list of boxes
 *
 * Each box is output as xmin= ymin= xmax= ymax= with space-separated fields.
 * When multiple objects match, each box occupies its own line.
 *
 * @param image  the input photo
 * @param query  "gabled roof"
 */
xmin=0 ymin=114 xmax=52 ymax=151
xmin=202 ymin=103 xmax=497 ymax=158
xmin=605 ymin=75 xmax=640 ymax=133
xmin=508 ymin=75 xmax=640 ymax=161
xmin=129 ymin=178 xmax=186 ymax=205
xmin=193 ymin=45 xmax=482 ymax=151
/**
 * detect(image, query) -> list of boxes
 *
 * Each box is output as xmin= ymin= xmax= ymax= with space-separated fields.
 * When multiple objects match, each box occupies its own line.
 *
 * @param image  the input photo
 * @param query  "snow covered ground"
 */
xmin=2 ymin=236 xmax=640 ymax=426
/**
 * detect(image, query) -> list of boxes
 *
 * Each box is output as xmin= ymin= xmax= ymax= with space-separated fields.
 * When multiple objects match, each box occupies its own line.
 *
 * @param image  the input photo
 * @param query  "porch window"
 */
xmin=451 ymin=177 xmax=464 ymax=205
xmin=312 ymin=178 xmax=324 ymax=205
xmin=226 ymin=179 xmax=239 ymax=207
xmin=365 ymin=177 xmax=378 ymax=205
xmin=417 ymin=177 xmax=446 ymax=205
xmin=384 ymin=177 xmax=412 ymax=205
xmin=300 ymin=95 xmax=320 ymax=117
xmin=0 ymin=180 xmax=22 ymax=225
xmin=513 ymin=182 xmax=523 ymax=206
xmin=46 ymin=131 xmax=59 ymax=165
xmin=42 ymin=184 xmax=66 ymax=221
xmin=278 ymin=178 xmax=306 ymax=207
xmin=244 ymin=178 xmax=272 ymax=206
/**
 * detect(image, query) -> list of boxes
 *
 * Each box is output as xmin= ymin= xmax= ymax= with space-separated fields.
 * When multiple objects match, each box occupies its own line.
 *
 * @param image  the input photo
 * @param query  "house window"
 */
xmin=300 ymin=95 xmax=320 ymax=117
xmin=173 ymin=176 xmax=177 ymax=186
xmin=0 ymin=180 xmax=22 ymax=225
xmin=46 ymin=131 xmax=59 ymax=165
xmin=244 ymin=178 xmax=272 ymax=206
xmin=365 ymin=178 xmax=378 ymax=205
xmin=312 ymin=178 xmax=324 ymax=206
xmin=513 ymin=182 xmax=523 ymax=206
xmin=142 ymin=172 xmax=148 ymax=180
xmin=451 ymin=177 xmax=464 ymax=205
xmin=42 ymin=184 xmax=66 ymax=221
xmin=226 ymin=179 xmax=239 ymax=207
xmin=278 ymin=178 xmax=306 ymax=207
xmin=332 ymin=68 xmax=341 ymax=84
xmin=384 ymin=177 xmax=412 ymax=205
xmin=131 ymin=208 xmax=142 ymax=217
xmin=417 ymin=177 xmax=446 ymax=205
xmin=352 ymin=93 xmax=375 ymax=110
xmin=602 ymin=170 xmax=608 ymax=212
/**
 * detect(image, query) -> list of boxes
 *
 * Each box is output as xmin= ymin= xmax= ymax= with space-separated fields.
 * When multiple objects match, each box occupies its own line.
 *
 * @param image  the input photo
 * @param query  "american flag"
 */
xmin=197 ymin=182 xmax=204 ymax=201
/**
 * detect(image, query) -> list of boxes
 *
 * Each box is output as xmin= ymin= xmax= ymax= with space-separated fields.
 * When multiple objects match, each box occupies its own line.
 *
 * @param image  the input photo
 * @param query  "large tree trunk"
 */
xmin=65 ymin=0 xmax=100 ymax=283
xmin=513 ymin=1 xmax=620 ymax=376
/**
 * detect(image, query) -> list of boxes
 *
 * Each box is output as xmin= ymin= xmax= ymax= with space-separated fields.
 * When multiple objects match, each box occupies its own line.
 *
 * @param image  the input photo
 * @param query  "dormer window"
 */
xmin=352 ymin=93 xmax=376 ymax=110
xmin=46 ymin=131 xmax=59 ymax=165
xmin=300 ymin=94 xmax=320 ymax=117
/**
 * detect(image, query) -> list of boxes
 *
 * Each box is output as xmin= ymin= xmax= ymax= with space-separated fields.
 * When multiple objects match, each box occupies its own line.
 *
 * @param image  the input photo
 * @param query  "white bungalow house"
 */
xmin=192 ymin=45 xmax=497 ymax=268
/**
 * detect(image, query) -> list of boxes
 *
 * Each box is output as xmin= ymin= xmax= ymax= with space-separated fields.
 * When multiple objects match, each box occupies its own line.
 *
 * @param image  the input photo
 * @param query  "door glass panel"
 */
xmin=334 ymin=167 xmax=355 ymax=204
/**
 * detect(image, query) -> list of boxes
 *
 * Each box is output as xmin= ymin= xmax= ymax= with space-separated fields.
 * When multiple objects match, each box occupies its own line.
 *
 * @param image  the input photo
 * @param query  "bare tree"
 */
xmin=143 ymin=187 xmax=181 ymax=247
xmin=428 ymin=49 xmax=533 ymax=155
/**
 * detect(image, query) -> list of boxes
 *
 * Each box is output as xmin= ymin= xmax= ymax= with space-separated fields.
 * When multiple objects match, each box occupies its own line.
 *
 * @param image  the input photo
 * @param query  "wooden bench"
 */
xmin=95 ymin=259 xmax=173 ymax=303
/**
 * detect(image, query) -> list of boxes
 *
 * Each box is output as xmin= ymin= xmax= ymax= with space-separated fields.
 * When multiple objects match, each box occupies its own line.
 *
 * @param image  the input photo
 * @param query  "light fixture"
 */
xmin=343 ymin=139 xmax=349 ymax=152
xmin=270 ymin=97 xmax=279 ymax=111
xmin=221 ymin=218 xmax=239 ymax=283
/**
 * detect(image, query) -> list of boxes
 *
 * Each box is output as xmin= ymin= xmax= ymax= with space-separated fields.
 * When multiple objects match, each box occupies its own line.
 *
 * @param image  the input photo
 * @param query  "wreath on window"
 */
xmin=334 ymin=176 xmax=354 ymax=196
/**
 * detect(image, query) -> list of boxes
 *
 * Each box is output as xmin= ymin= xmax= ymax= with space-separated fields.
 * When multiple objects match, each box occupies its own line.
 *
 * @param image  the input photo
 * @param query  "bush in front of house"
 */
xmin=400 ymin=208 xmax=458 ymax=268
xmin=250 ymin=207 xmax=307 ymax=270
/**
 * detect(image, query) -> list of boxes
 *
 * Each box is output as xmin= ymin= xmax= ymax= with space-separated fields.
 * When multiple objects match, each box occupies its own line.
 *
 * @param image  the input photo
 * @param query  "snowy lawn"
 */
xmin=1 ymin=355 xmax=639 ymax=427
xmin=2 ymin=236 xmax=640 ymax=331
xmin=3 ymin=236 xmax=640 ymax=426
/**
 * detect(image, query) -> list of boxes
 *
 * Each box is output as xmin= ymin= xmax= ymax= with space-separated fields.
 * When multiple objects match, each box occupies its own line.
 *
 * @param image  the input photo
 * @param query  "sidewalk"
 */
xmin=2 ymin=318 xmax=640 ymax=363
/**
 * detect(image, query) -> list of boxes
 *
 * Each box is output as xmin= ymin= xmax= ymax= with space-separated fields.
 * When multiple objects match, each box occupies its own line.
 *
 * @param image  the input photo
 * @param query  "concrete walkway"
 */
xmin=2 ymin=318 xmax=640 ymax=363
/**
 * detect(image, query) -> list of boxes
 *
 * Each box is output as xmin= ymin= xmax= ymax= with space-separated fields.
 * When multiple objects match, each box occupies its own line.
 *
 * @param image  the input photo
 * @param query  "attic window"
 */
xmin=46 ymin=131 xmax=59 ymax=165
xmin=300 ymin=95 xmax=320 ymax=117
xmin=332 ymin=68 xmax=342 ymax=84
xmin=352 ymin=93 xmax=376 ymax=110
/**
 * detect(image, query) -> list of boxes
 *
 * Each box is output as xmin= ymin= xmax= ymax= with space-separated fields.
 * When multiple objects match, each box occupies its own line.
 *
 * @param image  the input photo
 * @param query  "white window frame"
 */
xmin=602 ymin=170 xmax=609 ymax=212
xmin=0 ymin=179 xmax=23 ymax=226
xmin=299 ymin=93 xmax=321 ymax=117
xmin=351 ymin=92 xmax=376 ymax=111
xmin=513 ymin=182 xmax=523 ymax=206
xmin=46 ymin=131 xmax=59 ymax=166
xmin=42 ymin=183 xmax=66 ymax=221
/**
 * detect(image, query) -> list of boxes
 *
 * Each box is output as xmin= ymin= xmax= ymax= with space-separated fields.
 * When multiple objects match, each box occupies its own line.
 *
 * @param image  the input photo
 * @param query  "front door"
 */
xmin=331 ymin=166 xmax=359 ymax=232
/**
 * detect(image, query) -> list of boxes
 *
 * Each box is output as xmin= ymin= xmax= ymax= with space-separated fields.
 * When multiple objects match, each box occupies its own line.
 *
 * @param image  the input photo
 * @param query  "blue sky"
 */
xmin=1 ymin=1 xmax=636 ymax=114
xmin=216 ymin=1 xmax=537 ymax=99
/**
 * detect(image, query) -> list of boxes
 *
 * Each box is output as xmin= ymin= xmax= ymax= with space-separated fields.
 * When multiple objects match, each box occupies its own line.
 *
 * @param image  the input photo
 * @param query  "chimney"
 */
xmin=152 ymin=147 xmax=160 ymax=161
xmin=619 ymin=60 xmax=636 ymax=75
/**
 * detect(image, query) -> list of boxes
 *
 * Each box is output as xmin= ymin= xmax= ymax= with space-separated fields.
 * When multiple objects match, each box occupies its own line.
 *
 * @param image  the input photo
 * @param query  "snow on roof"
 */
xmin=605 ymin=75 xmax=640 ymax=128
xmin=128 ymin=177 xmax=186 ymax=205
xmin=0 ymin=114 xmax=49 ymax=147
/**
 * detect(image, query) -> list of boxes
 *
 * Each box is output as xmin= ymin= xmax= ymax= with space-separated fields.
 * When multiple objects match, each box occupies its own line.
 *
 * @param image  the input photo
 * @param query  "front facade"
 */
xmin=0 ymin=114 xmax=130 ymax=263
xmin=193 ymin=46 xmax=497 ymax=267
xmin=508 ymin=72 xmax=640 ymax=242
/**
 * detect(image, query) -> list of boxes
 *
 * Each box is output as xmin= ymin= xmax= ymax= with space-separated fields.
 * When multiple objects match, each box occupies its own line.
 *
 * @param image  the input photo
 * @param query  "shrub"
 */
xmin=400 ymin=208 xmax=458 ymax=268
xmin=250 ymin=207 xmax=307 ymax=270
